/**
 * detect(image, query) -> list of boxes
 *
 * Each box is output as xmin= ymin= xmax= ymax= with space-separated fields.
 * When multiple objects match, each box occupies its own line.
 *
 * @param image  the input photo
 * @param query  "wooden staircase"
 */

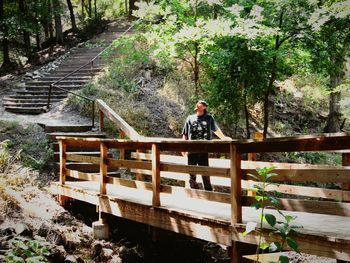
xmin=3 ymin=26 xmax=129 ymax=115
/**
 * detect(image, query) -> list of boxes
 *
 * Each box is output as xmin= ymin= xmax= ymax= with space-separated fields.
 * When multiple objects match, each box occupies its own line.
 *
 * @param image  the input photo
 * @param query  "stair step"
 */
xmin=3 ymin=97 xmax=60 ymax=103
xmin=26 ymin=80 xmax=89 ymax=86
xmin=3 ymin=102 xmax=48 ymax=107
xmin=37 ymin=76 xmax=91 ymax=82
xmin=7 ymin=94 xmax=66 ymax=100
xmin=25 ymin=85 xmax=84 ymax=91
xmin=14 ymin=90 xmax=67 ymax=95
xmin=5 ymin=106 xmax=45 ymax=114
xmin=44 ymin=124 xmax=93 ymax=133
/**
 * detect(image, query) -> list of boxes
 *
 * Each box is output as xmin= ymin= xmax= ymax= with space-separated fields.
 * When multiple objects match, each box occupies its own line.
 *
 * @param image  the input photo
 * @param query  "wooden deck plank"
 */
xmin=51 ymin=181 xmax=350 ymax=243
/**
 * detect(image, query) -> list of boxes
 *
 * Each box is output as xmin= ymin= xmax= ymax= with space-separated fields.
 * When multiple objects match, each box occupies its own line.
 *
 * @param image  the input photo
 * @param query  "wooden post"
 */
xmin=342 ymin=152 xmax=350 ymax=197
xmin=247 ymin=132 xmax=263 ymax=197
xmin=151 ymin=143 xmax=161 ymax=207
xmin=230 ymin=143 xmax=242 ymax=263
xmin=58 ymin=139 xmax=67 ymax=206
xmin=59 ymin=139 xmax=67 ymax=185
xmin=247 ymin=132 xmax=263 ymax=161
xmin=100 ymin=142 xmax=108 ymax=195
xmin=99 ymin=109 xmax=104 ymax=132
xmin=119 ymin=131 xmax=126 ymax=160
xmin=135 ymin=149 xmax=144 ymax=181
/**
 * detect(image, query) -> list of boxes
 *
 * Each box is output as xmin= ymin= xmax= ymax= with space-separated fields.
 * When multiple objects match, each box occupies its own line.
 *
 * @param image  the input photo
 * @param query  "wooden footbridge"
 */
xmin=51 ymin=100 xmax=350 ymax=262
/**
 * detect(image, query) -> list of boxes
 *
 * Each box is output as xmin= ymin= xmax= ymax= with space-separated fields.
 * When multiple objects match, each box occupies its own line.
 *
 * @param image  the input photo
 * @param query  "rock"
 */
xmin=38 ymin=223 xmax=50 ymax=237
xmin=64 ymin=255 xmax=78 ymax=263
xmin=49 ymin=245 xmax=67 ymax=262
xmin=0 ymin=240 xmax=10 ymax=250
xmin=15 ymin=223 xmax=32 ymax=237
xmin=46 ymin=229 xmax=65 ymax=246
xmin=92 ymin=242 xmax=103 ymax=258
xmin=101 ymin=248 xmax=114 ymax=261
xmin=0 ymin=227 xmax=15 ymax=237
xmin=118 ymin=245 xmax=143 ymax=263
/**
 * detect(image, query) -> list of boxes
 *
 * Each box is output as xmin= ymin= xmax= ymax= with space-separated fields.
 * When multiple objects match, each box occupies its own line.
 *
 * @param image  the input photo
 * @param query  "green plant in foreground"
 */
xmin=6 ymin=239 xmax=50 ymax=263
xmin=243 ymin=167 xmax=301 ymax=263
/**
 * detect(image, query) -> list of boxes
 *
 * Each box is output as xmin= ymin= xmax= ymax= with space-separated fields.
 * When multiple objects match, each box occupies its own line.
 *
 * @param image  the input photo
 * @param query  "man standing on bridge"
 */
xmin=182 ymin=100 xmax=231 ymax=191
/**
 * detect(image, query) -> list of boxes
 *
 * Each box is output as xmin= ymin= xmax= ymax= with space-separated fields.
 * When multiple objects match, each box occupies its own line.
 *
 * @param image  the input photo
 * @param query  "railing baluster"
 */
xmin=92 ymin=100 xmax=95 ymax=128
xmin=152 ymin=143 xmax=161 ymax=206
xmin=342 ymin=152 xmax=350 ymax=201
xmin=230 ymin=143 xmax=242 ymax=263
xmin=99 ymin=109 xmax=104 ymax=132
xmin=59 ymin=139 xmax=67 ymax=206
xmin=100 ymin=141 xmax=108 ymax=195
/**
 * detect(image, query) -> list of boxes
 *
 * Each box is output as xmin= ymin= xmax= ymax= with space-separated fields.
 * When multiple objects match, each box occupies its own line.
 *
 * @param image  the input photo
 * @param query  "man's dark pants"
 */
xmin=187 ymin=153 xmax=213 ymax=191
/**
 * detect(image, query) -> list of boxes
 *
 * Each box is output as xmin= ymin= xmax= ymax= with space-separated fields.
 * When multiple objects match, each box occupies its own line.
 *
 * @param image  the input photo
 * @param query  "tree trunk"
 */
xmin=88 ymin=0 xmax=92 ymax=17
xmin=193 ymin=42 xmax=200 ymax=96
xmin=66 ymin=0 xmax=77 ymax=32
xmin=48 ymin=0 xmax=54 ymax=39
xmin=81 ymin=0 xmax=85 ymax=21
xmin=244 ymin=92 xmax=251 ymax=139
xmin=325 ymin=91 xmax=342 ymax=132
xmin=263 ymin=11 xmax=284 ymax=139
xmin=35 ymin=33 xmax=41 ymax=49
xmin=125 ymin=0 xmax=128 ymax=15
xmin=52 ymin=0 xmax=63 ymax=44
xmin=19 ymin=0 xmax=32 ymax=61
xmin=128 ymin=0 xmax=136 ymax=20
xmin=0 ymin=0 xmax=12 ymax=68
xmin=94 ymin=0 xmax=97 ymax=18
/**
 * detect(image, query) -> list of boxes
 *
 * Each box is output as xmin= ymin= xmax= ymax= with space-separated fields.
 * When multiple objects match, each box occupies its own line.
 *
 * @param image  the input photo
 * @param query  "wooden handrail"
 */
xmin=96 ymin=99 xmax=142 ymax=140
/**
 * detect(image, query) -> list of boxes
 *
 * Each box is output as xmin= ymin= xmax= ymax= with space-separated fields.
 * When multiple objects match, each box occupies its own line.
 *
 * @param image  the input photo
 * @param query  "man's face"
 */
xmin=196 ymin=102 xmax=207 ymax=114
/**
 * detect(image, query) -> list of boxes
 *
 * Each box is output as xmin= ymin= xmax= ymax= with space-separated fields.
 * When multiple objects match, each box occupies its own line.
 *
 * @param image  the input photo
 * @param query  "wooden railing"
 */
xmin=56 ymin=133 xmax=350 ymax=260
xmin=58 ymin=133 xmax=350 ymax=216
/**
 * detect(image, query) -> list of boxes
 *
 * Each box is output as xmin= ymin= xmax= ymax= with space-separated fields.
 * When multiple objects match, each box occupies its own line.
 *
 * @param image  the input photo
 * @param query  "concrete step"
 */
xmin=3 ymin=101 xmax=48 ymax=107
xmin=38 ymin=76 xmax=92 ymax=81
xmin=3 ymin=97 xmax=61 ymax=103
xmin=25 ymin=85 xmax=84 ymax=91
xmin=5 ymin=106 xmax=45 ymax=114
xmin=14 ymin=90 xmax=67 ymax=96
xmin=50 ymin=67 xmax=103 ymax=73
xmin=44 ymin=124 xmax=93 ymax=133
xmin=6 ymin=94 xmax=67 ymax=100
xmin=26 ymin=80 xmax=89 ymax=86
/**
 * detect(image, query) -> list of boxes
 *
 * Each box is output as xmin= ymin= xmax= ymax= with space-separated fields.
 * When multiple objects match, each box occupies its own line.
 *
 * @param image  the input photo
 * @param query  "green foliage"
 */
xmin=0 ymin=140 xmax=11 ymax=172
xmin=20 ymin=139 xmax=53 ymax=173
xmin=6 ymin=239 xmax=50 ymax=263
xmin=244 ymin=167 xmax=301 ymax=262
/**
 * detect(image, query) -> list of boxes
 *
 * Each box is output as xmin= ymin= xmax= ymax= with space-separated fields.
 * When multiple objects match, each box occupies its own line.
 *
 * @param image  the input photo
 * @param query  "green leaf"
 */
xmin=265 ymin=213 xmax=277 ymax=227
xmin=247 ymin=173 xmax=259 ymax=180
xmin=259 ymin=242 xmax=269 ymax=250
xmin=287 ymin=237 xmax=299 ymax=251
xmin=243 ymin=221 xmax=257 ymax=236
xmin=279 ymin=255 xmax=289 ymax=263
xmin=284 ymin=215 xmax=297 ymax=223
xmin=269 ymin=241 xmax=282 ymax=252
xmin=251 ymin=203 xmax=261 ymax=209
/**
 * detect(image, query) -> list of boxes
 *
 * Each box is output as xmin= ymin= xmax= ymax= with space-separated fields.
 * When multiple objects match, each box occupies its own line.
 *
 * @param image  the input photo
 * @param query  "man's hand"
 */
xmin=181 ymin=152 xmax=188 ymax=157
xmin=222 ymin=136 xmax=232 ymax=141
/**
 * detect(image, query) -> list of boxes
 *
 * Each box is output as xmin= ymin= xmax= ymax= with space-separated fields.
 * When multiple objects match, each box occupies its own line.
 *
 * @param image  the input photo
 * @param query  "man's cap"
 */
xmin=196 ymin=100 xmax=208 ymax=107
